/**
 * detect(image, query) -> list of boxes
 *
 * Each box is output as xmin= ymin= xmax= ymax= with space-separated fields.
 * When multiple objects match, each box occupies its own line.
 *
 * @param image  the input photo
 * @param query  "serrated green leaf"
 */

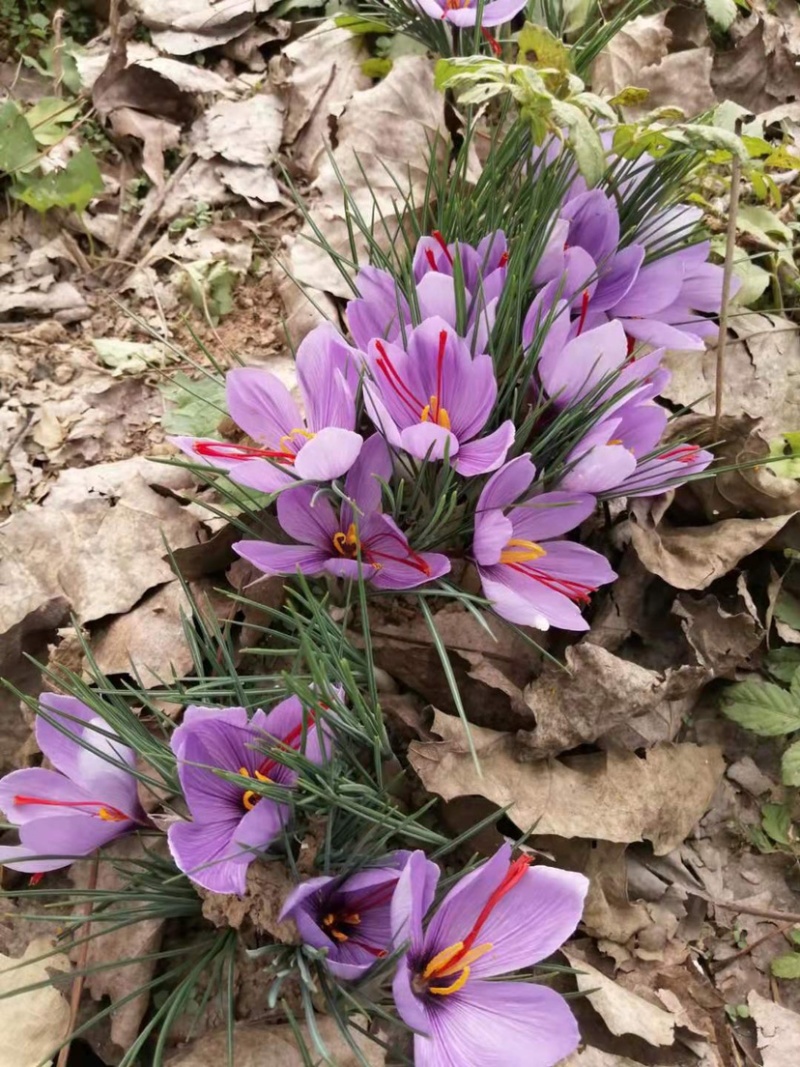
xmin=608 ymin=86 xmax=650 ymax=108
xmin=722 ymin=680 xmax=800 ymax=736
xmin=771 ymin=952 xmax=800 ymax=979
xmin=704 ymin=0 xmax=738 ymax=30
xmin=776 ymin=589 xmax=800 ymax=632
xmin=13 ymin=146 xmax=103 ymax=213
xmin=737 ymin=203 xmax=793 ymax=249
xmin=765 ymin=647 xmax=800 ymax=684
xmin=761 ymin=803 xmax=793 ymax=845
xmin=159 ymin=373 xmax=226 ymax=437
xmin=782 ymin=740 xmax=800 ymax=787
xmin=0 ymin=100 xmax=39 ymax=175
xmin=25 ymin=98 xmax=82 ymax=147
xmin=518 ymin=23 xmax=571 ymax=74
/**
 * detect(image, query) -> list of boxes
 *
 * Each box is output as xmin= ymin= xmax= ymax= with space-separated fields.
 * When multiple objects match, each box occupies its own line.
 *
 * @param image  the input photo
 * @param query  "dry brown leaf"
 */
xmin=132 ymin=0 xmax=277 ymax=55
xmin=71 ymin=838 xmax=166 ymax=1051
xmin=199 ymin=861 xmax=299 ymax=943
xmin=629 ymin=498 xmax=795 ymax=591
xmin=167 ymin=1017 xmax=386 ymax=1066
xmin=713 ymin=2 xmax=800 ymax=113
xmin=0 ymin=938 xmax=71 ymax=1067
xmin=562 ymin=1051 xmax=649 ymax=1067
xmin=592 ymin=13 xmax=672 ymax=95
xmin=662 ymin=315 xmax=800 ymax=440
xmin=672 ymin=594 xmax=763 ymax=677
xmin=748 ymin=992 xmax=800 ymax=1067
xmin=109 ymin=107 xmax=181 ymax=190
xmin=562 ymin=947 xmax=676 ymax=1046
xmin=271 ymin=20 xmax=371 ymax=180
xmin=519 ymin=644 xmax=699 ymax=756
xmin=191 ymin=95 xmax=284 ymax=167
xmin=408 ymin=711 xmax=724 ymax=854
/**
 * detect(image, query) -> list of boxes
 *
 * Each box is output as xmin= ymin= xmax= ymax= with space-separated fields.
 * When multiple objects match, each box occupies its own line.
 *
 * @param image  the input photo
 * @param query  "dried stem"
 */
xmin=713 ymin=920 xmax=796 ymax=973
xmin=56 ymin=853 xmax=100 ymax=1067
xmin=714 ymin=119 xmax=744 ymax=432
xmin=713 ymin=899 xmax=800 ymax=925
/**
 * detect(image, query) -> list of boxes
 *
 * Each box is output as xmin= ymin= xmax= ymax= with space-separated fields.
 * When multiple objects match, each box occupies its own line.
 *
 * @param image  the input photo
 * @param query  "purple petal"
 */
xmin=479 ymin=566 xmax=591 ymax=631
xmin=342 ymin=433 xmax=392 ymax=519
xmin=0 ymin=768 xmax=136 ymax=826
xmin=416 ymin=272 xmax=458 ymax=327
xmin=540 ymin=320 xmax=628 ymax=405
xmin=509 ymin=491 xmax=596 ymax=541
xmin=18 ymin=811 xmax=130 ymax=861
xmin=591 ymin=243 xmax=644 ymax=310
xmin=476 ymin=456 xmax=536 ymax=513
xmin=533 ymin=219 xmax=569 ymax=287
xmin=276 ymin=485 xmax=339 ymax=547
xmin=363 ymin=384 xmax=403 ymax=448
xmin=226 ymin=368 xmax=300 ymax=444
xmin=400 ymin=422 xmax=459 ymax=462
xmin=416 ymin=980 xmax=581 ymax=1067
xmin=522 ymin=286 xmax=569 ymax=356
xmin=227 ymin=458 xmax=295 ymax=494
xmin=616 ymin=401 xmax=668 ymax=456
xmin=391 ymin=849 xmax=440 ymax=956
xmin=0 ymin=845 xmax=72 ymax=874
xmin=472 ymin=509 xmax=513 ymax=567
xmin=618 ymin=317 xmax=706 ymax=352
xmin=167 ymin=818 xmax=248 ymax=895
xmin=393 ymin=956 xmax=430 ymax=1034
xmin=453 ymin=421 xmax=515 ymax=477
xmin=560 ymin=443 xmax=637 ymax=494
xmin=233 ymin=540 xmax=329 ymax=577
xmin=233 ymin=796 xmax=287 ymax=854
xmin=612 ymin=259 xmax=684 ymax=317
xmin=445 ymin=0 xmax=528 ymax=28
xmin=296 ymin=320 xmax=362 ymax=401
xmin=293 ymin=428 xmax=363 ymax=482
xmin=562 ymin=188 xmax=620 ymax=265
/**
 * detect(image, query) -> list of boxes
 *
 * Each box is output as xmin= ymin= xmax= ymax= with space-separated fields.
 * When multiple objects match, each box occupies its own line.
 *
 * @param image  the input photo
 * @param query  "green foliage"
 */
xmin=181 ymin=259 xmax=241 ymax=325
xmin=771 ymin=951 xmax=800 ymax=979
xmin=703 ymin=0 xmax=738 ymax=31
xmin=721 ymin=677 xmax=800 ymax=738
xmin=159 ymin=372 xmax=227 ymax=437
xmin=765 ymin=646 xmax=800 ymax=684
xmin=12 ymin=144 xmax=103 ymax=212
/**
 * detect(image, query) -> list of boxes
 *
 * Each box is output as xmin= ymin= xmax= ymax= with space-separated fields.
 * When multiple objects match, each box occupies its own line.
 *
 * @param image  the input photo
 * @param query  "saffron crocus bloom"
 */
xmin=391 ymin=845 xmax=589 ymax=1067
xmin=281 ymin=850 xmax=438 ymax=980
xmin=364 ymin=317 xmax=515 ymax=476
xmin=412 ymin=0 xmax=527 ymax=27
xmin=472 ymin=456 xmax=615 ymax=630
xmin=0 ymin=695 xmax=143 ymax=873
xmin=171 ymin=322 xmax=363 ymax=493
xmin=167 ymin=698 xmax=327 ymax=895
xmin=235 ymin=435 xmax=450 ymax=589
xmin=347 ymin=231 xmax=507 ymax=354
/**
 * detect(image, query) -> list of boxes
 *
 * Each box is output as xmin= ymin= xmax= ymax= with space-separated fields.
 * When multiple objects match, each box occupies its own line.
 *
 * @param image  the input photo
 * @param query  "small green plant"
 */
xmin=771 ymin=928 xmax=800 ymax=980
xmin=169 ymin=202 xmax=214 ymax=235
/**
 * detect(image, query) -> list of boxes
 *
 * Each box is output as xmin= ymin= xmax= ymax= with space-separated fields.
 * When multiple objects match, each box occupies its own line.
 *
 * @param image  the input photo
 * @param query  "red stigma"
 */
xmin=255 ymin=710 xmax=317 ymax=779
xmin=369 ymin=531 xmax=432 ymax=577
xmin=576 ymin=290 xmax=590 ymax=336
xmin=498 ymin=251 xmax=509 ymax=268
xmin=424 ymin=247 xmax=438 ymax=271
xmin=481 ymin=27 xmax=502 ymax=57
xmin=446 ymin=856 xmax=532 ymax=971
xmin=375 ymin=340 xmax=426 ymax=417
xmin=505 ymin=562 xmax=596 ymax=605
xmin=13 ymin=796 xmax=129 ymax=821
xmin=436 ymin=330 xmax=447 ymax=414
xmin=194 ymin=441 xmax=295 ymax=464
xmin=431 ymin=231 xmax=454 ymax=266
xmin=625 ymin=334 xmax=636 ymax=358
xmin=659 ymin=444 xmax=700 ymax=465
xmin=29 ymin=872 xmax=45 ymax=886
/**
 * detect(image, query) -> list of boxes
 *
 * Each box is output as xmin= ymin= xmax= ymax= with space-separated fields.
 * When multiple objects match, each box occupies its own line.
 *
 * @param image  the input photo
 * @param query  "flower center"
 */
xmin=12 ymin=796 xmax=130 ymax=822
xmin=332 ymin=523 xmax=361 ymax=560
xmin=421 ymin=397 xmax=451 ymax=429
xmin=416 ymin=855 xmax=532 ymax=998
xmin=375 ymin=330 xmax=452 ymax=432
xmin=499 ymin=538 xmax=547 ymax=565
xmin=239 ymin=767 xmax=272 ymax=812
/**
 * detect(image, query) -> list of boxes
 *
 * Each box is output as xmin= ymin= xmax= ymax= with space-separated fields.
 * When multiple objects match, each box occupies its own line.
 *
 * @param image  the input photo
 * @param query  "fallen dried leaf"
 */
xmin=408 ymin=711 xmax=725 ymax=854
xmin=0 ymin=938 xmax=71 ymax=1067
xmin=748 ymin=991 xmax=800 ymax=1067
xmin=562 ymin=946 xmax=676 ymax=1046
xmin=672 ymin=594 xmax=764 ymax=677
xmin=167 ymin=1016 xmax=386 ymax=1066
xmin=191 ymin=95 xmax=284 ymax=167
xmin=199 ymin=861 xmax=299 ymax=943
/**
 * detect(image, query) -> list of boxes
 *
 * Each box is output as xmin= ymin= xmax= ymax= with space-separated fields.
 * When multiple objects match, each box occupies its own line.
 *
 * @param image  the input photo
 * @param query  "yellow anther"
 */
xmin=98 ymin=807 xmax=125 ymax=822
xmin=499 ymin=538 xmax=547 ymax=565
xmin=420 ymin=396 xmax=451 ymax=430
xmin=429 ymin=965 xmax=471 ymax=996
xmin=279 ymin=427 xmax=315 ymax=451
xmin=423 ymin=941 xmax=465 ymax=980
xmin=239 ymin=766 xmax=272 ymax=811
xmin=332 ymin=523 xmax=360 ymax=558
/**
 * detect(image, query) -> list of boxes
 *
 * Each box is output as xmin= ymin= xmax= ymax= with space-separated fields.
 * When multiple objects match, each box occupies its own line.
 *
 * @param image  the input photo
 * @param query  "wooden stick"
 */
xmin=714 ymin=118 xmax=744 ymax=432
xmin=713 ymin=899 xmax=800 ymax=925
xmin=56 ymin=853 xmax=100 ymax=1067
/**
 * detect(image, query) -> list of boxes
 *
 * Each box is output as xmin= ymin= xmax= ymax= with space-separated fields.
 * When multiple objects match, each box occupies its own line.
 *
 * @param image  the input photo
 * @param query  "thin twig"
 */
xmin=713 ymin=899 xmax=800 ymax=925
xmin=56 ymin=853 xmax=100 ymax=1067
xmin=714 ymin=118 xmax=744 ymax=432
xmin=713 ymin=920 xmax=796 ymax=973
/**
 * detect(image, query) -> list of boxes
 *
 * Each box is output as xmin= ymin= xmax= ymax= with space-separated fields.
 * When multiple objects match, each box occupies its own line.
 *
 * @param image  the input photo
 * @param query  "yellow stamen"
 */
xmin=423 ymin=941 xmax=465 ymax=979
xmin=420 ymin=397 xmax=451 ymax=430
xmin=331 ymin=929 xmax=349 ymax=942
xmin=239 ymin=766 xmax=272 ymax=811
xmin=499 ymin=538 xmax=547 ymax=565
xmin=607 ymin=438 xmax=622 ymax=446
xmin=429 ymin=965 xmax=471 ymax=996
xmin=332 ymin=523 xmax=360 ymax=558
xmin=279 ymin=427 xmax=315 ymax=451
xmin=430 ymin=943 xmax=493 ymax=978
xmin=98 ymin=807 xmax=126 ymax=822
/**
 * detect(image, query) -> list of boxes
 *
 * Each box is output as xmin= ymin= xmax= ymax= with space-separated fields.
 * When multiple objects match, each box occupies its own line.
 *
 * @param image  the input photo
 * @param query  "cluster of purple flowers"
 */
xmin=281 ymin=842 xmax=589 ymax=1067
xmin=174 ymin=177 xmax=727 ymax=631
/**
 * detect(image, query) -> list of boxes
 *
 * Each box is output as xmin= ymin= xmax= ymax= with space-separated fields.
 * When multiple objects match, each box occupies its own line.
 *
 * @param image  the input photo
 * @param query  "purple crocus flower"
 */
xmin=363 ymin=317 xmax=515 ymax=476
xmin=347 ymin=231 xmax=507 ymax=354
xmin=234 ymin=435 xmax=450 ymax=590
xmin=171 ymin=322 xmax=363 ymax=494
xmin=281 ymin=850 xmax=438 ymax=980
xmin=167 ymin=698 xmax=327 ymax=895
xmin=0 ymin=695 xmax=144 ymax=873
xmin=411 ymin=0 xmax=527 ymax=27
xmin=472 ymin=456 xmax=615 ymax=630
xmin=391 ymin=845 xmax=589 ymax=1067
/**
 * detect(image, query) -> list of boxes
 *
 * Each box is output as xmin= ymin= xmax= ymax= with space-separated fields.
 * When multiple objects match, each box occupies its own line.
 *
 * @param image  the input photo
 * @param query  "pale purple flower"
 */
xmin=472 ymin=456 xmax=616 ymax=630
xmin=0 ymin=695 xmax=144 ymax=873
xmin=391 ymin=845 xmax=589 ymax=1067
xmin=281 ymin=851 xmax=437 ymax=980
xmin=347 ymin=231 xmax=507 ymax=353
xmin=234 ymin=435 xmax=451 ymax=590
xmin=412 ymin=0 xmax=526 ymax=26
xmin=167 ymin=698 xmax=327 ymax=895
xmin=171 ymin=322 xmax=363 ymax=493
xmin=363 ymin=317 xmax=515 ymax=476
